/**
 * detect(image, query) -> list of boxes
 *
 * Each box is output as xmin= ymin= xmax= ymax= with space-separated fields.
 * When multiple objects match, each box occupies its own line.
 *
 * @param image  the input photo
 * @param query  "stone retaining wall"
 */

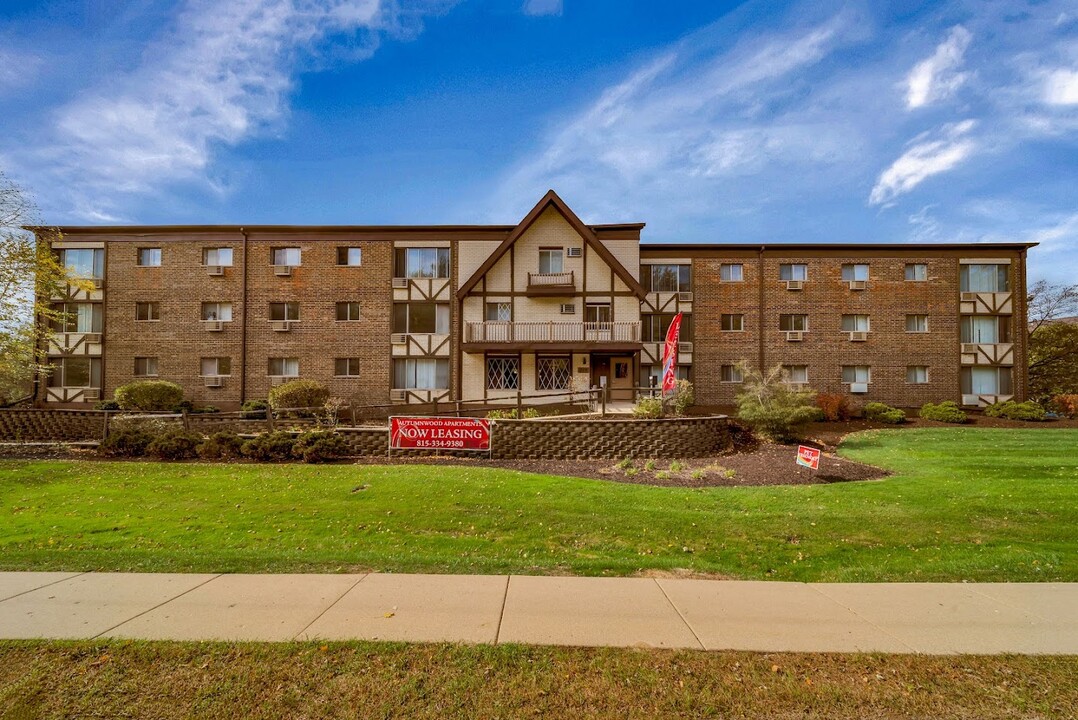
xmin=0 ymin=409 xmax=107 ymax=442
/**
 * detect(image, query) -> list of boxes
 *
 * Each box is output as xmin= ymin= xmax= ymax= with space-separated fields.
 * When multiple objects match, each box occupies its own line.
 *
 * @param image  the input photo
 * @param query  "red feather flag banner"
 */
xmin=660 ymin=312 xmax=683 ymax=397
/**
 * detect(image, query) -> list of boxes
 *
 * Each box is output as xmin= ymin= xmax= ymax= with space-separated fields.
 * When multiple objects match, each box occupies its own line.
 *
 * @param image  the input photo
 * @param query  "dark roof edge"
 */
xmin=25 ymin=222 xmax=645 ymax=234
xmin=640 ymin=242 xmax=1039 ymax=250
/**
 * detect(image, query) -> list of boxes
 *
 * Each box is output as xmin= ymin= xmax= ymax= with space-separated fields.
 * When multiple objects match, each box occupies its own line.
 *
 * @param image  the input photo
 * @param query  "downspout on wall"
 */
xmin=239 ymin=227 xmax=249 ymax=404
xmin=757 ymin=246 xmax=766 ymax=373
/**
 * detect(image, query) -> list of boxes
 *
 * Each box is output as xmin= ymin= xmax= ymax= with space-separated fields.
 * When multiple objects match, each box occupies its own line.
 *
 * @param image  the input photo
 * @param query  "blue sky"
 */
xmin=1 ymin=0 xmax=1075 ymax=282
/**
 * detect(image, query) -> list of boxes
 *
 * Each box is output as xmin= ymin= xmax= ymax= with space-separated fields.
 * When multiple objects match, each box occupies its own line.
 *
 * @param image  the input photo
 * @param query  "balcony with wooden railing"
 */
xmin=463 ymin=321 xmax=640 ymax=351
xmin=526 ymin=271 xmax=575 ymax=295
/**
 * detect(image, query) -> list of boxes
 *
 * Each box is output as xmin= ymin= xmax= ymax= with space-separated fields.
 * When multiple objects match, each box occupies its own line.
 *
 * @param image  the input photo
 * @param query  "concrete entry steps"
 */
xmin=0 ymin=572 xmax=1074 ymax=655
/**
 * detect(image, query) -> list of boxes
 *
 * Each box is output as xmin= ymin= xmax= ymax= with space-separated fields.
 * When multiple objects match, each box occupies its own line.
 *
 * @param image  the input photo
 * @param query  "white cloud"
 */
xmin=1044 ymin=68 xmax=1078 ymax=104
xmin=522 ymin=0 xmax=562 ymax=17
xmin=905 ymin=25 xmax=971 ymax=109
xmin=869 ymin=120 xmax=977 ymax=206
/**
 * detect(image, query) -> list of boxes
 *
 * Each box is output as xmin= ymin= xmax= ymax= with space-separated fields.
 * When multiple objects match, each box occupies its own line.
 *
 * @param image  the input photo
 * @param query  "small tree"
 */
xmin=1027 ymin=280 xmax=1078 ymax=334
xmin=268 ymin=379 xmax=330 ymax=416
xmin=1029 ymin=322 xmax=1078 ymax=403
xmin=114 ymin=380 xmax=185 ymax=411
xmin=734 ymin=362 xmax=818 ymax=441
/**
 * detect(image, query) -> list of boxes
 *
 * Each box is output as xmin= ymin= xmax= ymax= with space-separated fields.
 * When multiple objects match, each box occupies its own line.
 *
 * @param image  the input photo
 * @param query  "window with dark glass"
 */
xmin=643 ymin=264 xmax=690 ymax=292
xmin=779 ymin=314 xmax=809 ymax=331
xmin=50 ymin=303 xmax=102 ymax=333
xmin=394 ymin=248 xmax=450 ymax=278
xmin=779 ymin=264 xmax=808 ymax=281
xmin=134 ymin=357 xmax=158 ymax=377
xmin=585 ymin=303 xmax=611 ymax=323
xmin=336 ymin=302 xmax=361 ymax=321
xmin=485 ymin=302 xmax=511 ymax=322
xmin=201 ymin=357 xmax=231 ymax=376
xmin=720 ymin=314 xmax=743 ymax=331
xmin=269 ymin=302 xmax=300 ymax=321
xmin=486 ymin=356 xmax=520 ymax=390
xmin=47 ymin=357 xmax=101 ymax=388
xmin=271 ymin=247 xmax=301 ymax=266
xmin=137 ymin=248 xmax=161 ymax=267
xmin=334 ymin=358 xmax=361 ymax=376
xmin=537 ymin=356 xmax=571 ymax=390
xmin=641 ymin=314 xmax=692 ymax=342
xmin=393 ymin=303 xmax=450 ymax=334
xmin=135 ymin=302 xmax=160 ymax=321
xmin=337 ymin=247 xmax=362 ymax=266
xmin=961 ymin=316 xmax=1010 ymax=343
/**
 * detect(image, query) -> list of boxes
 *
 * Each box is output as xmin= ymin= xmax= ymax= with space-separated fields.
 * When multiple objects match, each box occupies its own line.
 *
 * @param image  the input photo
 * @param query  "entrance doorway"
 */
xmin=591 ymin=354 xmax=634 ymax=402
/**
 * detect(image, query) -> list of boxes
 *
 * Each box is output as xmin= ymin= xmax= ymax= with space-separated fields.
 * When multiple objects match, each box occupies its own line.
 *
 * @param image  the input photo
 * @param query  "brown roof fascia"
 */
xmin=640 ymin=242 xmax=1039 ymax=253
xmin=456 ymin=190 xmax=646 ymax=300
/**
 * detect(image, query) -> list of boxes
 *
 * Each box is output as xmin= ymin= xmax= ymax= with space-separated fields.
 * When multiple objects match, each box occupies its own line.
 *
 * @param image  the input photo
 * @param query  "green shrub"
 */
xmin=241 ymin=399 xmax=268 ymax=418
xmin=93 ymin=400 xmax=120 ymax=411
xmin=632 ymin=397 xmax=663 ymax=419
xmin=98 ymin=424 xmax=157 ymax=457
xmin=983 ymin=400 xmax=1047 ymax=422
xmin=268 ymin=380 xmax=329 ymax=415
xmin=864 ymin=402 xmax=907 ymax=424
xmin=145 ymin=429 xmax=203 ymax=460
xmin=196 ymin=431 xmax=246 ymax=460
xmin=292 ymin=431 xmax=351 ymax=463
xmin=919 ymin=401 xmax=968 ymax=424
xmin=734 ymin=363 xmax=819 ymax=441
xmin=241 ymin=431 xmax=296 ymax=461
xmin=487 ymin=407 xmax=541 ymax=420
xmin=114 ymin=380 xmax=184 ymax=411
xmin=670 ymin=380 xmax=694 ymax=416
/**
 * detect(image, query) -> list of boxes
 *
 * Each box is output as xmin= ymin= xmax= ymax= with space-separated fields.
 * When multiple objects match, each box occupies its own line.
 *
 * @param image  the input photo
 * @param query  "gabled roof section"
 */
xmin=456 ymin=190 xmax=645 ymax=300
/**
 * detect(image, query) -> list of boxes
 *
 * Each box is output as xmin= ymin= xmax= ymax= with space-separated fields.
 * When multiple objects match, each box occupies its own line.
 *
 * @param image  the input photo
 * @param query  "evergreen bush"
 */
xmin=919 ymin=401 xmax=968 ymax=424
xmin=114 ymin=380 xmax=184 ymax=411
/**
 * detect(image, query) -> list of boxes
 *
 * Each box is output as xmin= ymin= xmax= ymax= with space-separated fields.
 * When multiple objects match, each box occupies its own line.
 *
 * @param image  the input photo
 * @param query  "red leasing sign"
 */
xmin=796 ymin=445 xmax=821 ymax=470
xmin=390 ymin=416 xmax=491 ymax=452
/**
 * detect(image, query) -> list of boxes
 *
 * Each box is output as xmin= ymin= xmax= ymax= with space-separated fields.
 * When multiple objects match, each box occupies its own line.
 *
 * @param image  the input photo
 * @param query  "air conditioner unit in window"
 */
xmin=848 ymin=280 xmax=867 ymax=290
xmin=391 ymin=333 xmax=408 ymax=344
xmin=206 ymin=265 xmax=224 ymax=276
xmin=82 ymin=333 xmax=102 ymax=343
xmin=203 ymin=320 xmax=224 ymax=332
xmin=392 ymin=277 xmax=409 ymax=289
xmin=960 ymin=292 xmax=979 ymax=301
xmin=677 ymin=292 xmax=694 ymax=302
xmin=785 ymin=330 xmax=804 ymax=341
xmin=679 ymin=341 xmax=694 ymax=353
xmin=848 ymin=330 xmax=868 ymax=342
xmin=785 ymin=280 xmax=804 ymax=290
xmin=559 ymin=304 xmax=576 ymax=315
xmin=961 ymin=343 xmax=979 ymax=353
xmin=273 ymin=265 xmax=293 ymax=277
xmin=203 ymin=376 xmax=224 ymax=388
xmin=269 ymin=376 xmax=291 ymax=386
xmin=850 ymin=382 xmax=869 ymax=394
xmin=390 ymin=389 xmax=408 ymax=402
xmin=566 ymin=247 xmax=582 ymax=257
xmin=83 ymin=389 xmax=100 ymax=401
xmin=270 ymin=320 xmax=294 ymax=332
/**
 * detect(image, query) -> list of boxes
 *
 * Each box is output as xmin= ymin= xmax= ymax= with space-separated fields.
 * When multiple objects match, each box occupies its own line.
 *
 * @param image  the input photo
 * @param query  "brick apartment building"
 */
xmin=33 ymin=191 xmax=1034 ymax=410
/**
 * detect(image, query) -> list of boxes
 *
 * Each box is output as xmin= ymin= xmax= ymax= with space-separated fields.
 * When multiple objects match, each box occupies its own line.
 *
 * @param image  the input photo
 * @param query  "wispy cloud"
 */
xmin=1044 ymin=68 xmax=1078 ymax=104
xmin=869 ymin=120 xmax=977 ymax=206
xmin=522 ymin=0 xmax=562 ymax=17
xmin=905 ymin=25 xmax=971 ymax=109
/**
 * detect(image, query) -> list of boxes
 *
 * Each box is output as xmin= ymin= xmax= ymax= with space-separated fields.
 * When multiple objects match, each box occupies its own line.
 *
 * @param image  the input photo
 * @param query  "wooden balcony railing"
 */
xmin=527 ymin=271 xmax=574 ymax=288
xmin=465 ymin=321 xmax=640 ymax=344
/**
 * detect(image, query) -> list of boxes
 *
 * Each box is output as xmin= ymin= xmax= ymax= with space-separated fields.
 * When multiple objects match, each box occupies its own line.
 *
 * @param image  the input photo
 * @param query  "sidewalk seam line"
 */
xmin=653 ymin=579 xmax=705 ymax=651
xmin=494 ymin=575 xmax=511 ymax=645
xmin=293 ymin=573 xmax=370 ymax=641
xmin=0 ymin=571 xmax=90 ymax=603
xmin=90 ymin=573 xmax=223 ymax=640
xmin=806 ymin=584 xmax=919 ymax=654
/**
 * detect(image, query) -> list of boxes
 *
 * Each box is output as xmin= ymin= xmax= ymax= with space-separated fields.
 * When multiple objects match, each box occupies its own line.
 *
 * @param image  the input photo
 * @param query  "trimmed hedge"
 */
xmin=268 ymin=380 xmax=329 ymax=415
xmin=983 ymin=400 xmax=1047 ymax=422
xmin=114 ymin=380 xmax=184 ymax=412
xmin=145 ymin=429 xmax=203 ymax=460
xmin=864 ymin=402 xmax=907 ymax=424
xmin=292 ymin=431 xmax=350 ymax=463
xmin=919 ymin=401 xmax=968 ymax=424
xmin=98 ymin=424 xmax=157 ymax=457
xmin=241 ymin=431 xmax=296 ymax=461
xmin=196 ymin=431 xmax=246 ymax=460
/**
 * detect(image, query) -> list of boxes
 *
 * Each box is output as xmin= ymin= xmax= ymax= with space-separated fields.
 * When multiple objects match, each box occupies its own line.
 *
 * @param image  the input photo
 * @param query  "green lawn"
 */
xmin=1 ymin=428 xmax=1075 ymax=581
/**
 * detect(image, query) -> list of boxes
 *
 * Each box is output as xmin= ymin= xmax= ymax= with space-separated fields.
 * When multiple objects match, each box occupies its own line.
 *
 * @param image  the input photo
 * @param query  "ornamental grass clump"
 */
xmin=734 ymin=362 xmax=819 ymax=442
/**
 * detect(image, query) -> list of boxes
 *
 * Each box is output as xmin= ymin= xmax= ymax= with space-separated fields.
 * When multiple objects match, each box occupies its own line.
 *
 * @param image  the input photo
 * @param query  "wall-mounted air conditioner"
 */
xmin=83 ymin=333 xmax=102 ymax=343
xmin=677 ymin=292 xmax=694 ymax=302
xmin=566 ymin=247 xmax=582 ymax=257
xmin=785 ymin=280 xmax=804 ymax=290
xmin=848 ymin=280 xmax=867 ymax=290
xmin=206 ymin=265 xmax=225 ymax=276
xmin=785 ymin=330 xmax=804 ymax=341
xmin=203 ymin=320 xmax=224 ymax=332
xmin=390 ymin=389 xmax=408 ymax=402
xmin=83 ymin=389 xmax=100 ymax=401
xmin=203 ymin=376 xmax=224 ymax=388
xmin=679 ymin=341 xmax=694 ymax=353
xmin=392 ymin=277 xmax=409 ymax=289
xmin=850 ymin=382 xmax=869 ymax=394
xmin=391 ymin=333 xmax=408 ymax=344
xmin=273 ymin=265 xmax=293 ymax=277
xmin=559 ymin=304 xmax=576 ymax=315
xmin=848 ymin=331 xmax=868 ymax=342
xmin=270 ymin=320 xmax=294 ymax=332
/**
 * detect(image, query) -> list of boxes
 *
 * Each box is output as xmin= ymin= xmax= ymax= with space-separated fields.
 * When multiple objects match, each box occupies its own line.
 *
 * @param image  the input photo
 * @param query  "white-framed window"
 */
xmin=537 ymin=356 xmax=571 ymax=390
xmin=395 ymin=248 xmax=450 ymax=278
xmin=269 ymin=302 xmax=300 ymax=321
xmin=334 ymin=358 xmax=361 ymax=377
xmin=720 ymin=364 xmax=743 ymax=383
xmin=783 ymin=365 xmax=809 ymax=384
xmin=335 ymin=302 xmax=361 ymax=321
xmin=841 ymin=365 xmax=872 ymax=384
xmin=137 ymin=248 xmax=162 ymax=267
xmin=203 ymin=247 xmax=233 ymax=266
xmin=645 ymin=264 xmax=690 ymax=292
xmin=135 ymin=302 xmax=160 ymax=321
xmin=840 ymin=314 xmax=871 ymax=332
xmin=961 ymin=316 xmax=1010 ymax=344
xmin=906 ymin=366 xmax=929 ymax=384
xmin=905 ymin=263 xmax=928 ymax=281
xmin=393 ymin=303 xmax=449 ymax=334
xmin=46 ymin=357 xmax=101 ymax=388
xmin=58 ymin=248 xmax=104 ymax=280
xmin=721 ymin=314 xmax=744 ymax=331
xmin=337 ymin=247 xmax=362 ymax=266
xmin=50 ymin=303 xmax=102 ymax=333
xmin=267 ymin=357 xmax=299 ymax=377
xmin=393 ymin=358 xmax=449 ymax=389
xmin=720 ymin=263 xmax=743 ymax=282
xmin=906 ymin=314 xmax=928 ymax=333
xmin=642 ymin=364 xmax=690 ymax=387
xmin=486 ymin=356 xmax=520 ymax=390
xmin=960 ymin=264 xmax=1009 ymax=293
xmin=961 ymin=366 xmax=1013 ymax=395
xmin=201 ymin=357 xmax=231 ymax=376
xmin=134 ymin=357 xmax=158 ymax=377
xmin=779 ymin=263 xmax=808 ymax=281
xmin=841 ymin=264 xmax=869 ymax=282
xmin=538 ymin=248 xmax=564 ymax=274
xmin=201 ymin=302 xmax=233 ymax=322
xmin=271 ymin=247 xmax=302 ymax=267
xmin=485 ymin=302 xmax=511 ymax=322
xmin=779 ymin=314 xmax=809 ymax=331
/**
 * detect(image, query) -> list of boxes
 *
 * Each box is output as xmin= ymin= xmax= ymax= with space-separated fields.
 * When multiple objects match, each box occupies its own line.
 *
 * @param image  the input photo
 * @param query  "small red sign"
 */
xmin=390 ymin=416 xmax=491 ymax=452
xmin=796 ymin=445 xmax=821 ymax=470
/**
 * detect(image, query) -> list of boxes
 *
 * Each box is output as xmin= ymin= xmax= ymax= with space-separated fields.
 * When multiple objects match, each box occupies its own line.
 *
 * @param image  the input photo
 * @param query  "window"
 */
xmin=58 ymin=248 xmax=104 ymax=280
xmin=334 ymin=358 xmax=361 ymax=377
xmin=642 ymin=314 xmax=692 ymax=342
xmin=134 ymin=357 xmax=158 ymax=377
xmin=961 ymin=366 xmax=1013 ymax=395
xmin=201 ymin=357 xmax=231 ymax=376
xmin=537 ymin=356 xmax=571 ymax=390
xmin=841 ymin=365 xmax=872 ymax=384
xmin=840 ymin=314 xmax=870 ymax=332
xmin=783 ymin=365 xmax=809 ymax=384
xmin=269 ymin=302 xmax=300 ymax=321
xmin=721 ymin=314 xmax=744 ymax=331
xmin=961 ymin=316 xmax=1010 ymax=344
xmin=907 ymin=366 xmax=929 ymax=384
xmin=267 ymin=357 xmax=299 ymax=377
xmin=135 ymin=302 xmax=160 ymax=321
xmin=644 ymin=264 xmax=690 ymax=292
xmin=203 ymin=248 xmax=233 ymax=266
xmin=485 ymin=302 xmax=511 ymax=322
xmin=585 ymin=303 xmax=611 ymax=323
xmin=337 ymin=247 xmax=362 ymax=266
xmin=906 ymin=314 xmax=928 ymax=333
xmin=393 ymin=358 xmax=449 ymax=389
xmin=137 ymin=248 xmax=161 ymax=267
xmin=960 ymin=264 xmax=1009 ymax=293
xmin=486 ymin=356 xmax=520 ymax=390
xmin=779 ymin=314 xmax=809 ymax=332
xmin=841 ymin=264 xmax=869 ymax=282
xmin=641 ymin=365 xmax=690 ymax=387
xmin=336 ymin=302 xmax=361 ymax=321
xmin=905 ymin=263 xmax=928 ymax=281
xmin=720 ymin=365 xmax=743 ymax=383
xmin=47 ymin=357 xmax=101 ymax=388
xmin=49 ymin=303 xmax=102 ymax=333
xmin=201 ymin=302 xmax=233 ymax=321
xmin=720 ymin=263 xmax=743 ymax=282
xmin=393 ymin=303 xmax=450 ymax=334
xmin=394 ymin=247 xmax=450 ymax=278
xmin=272 ymin=247 xmax=301 ymax=267
xmin=538 ymin=249 xmax=563 ymax=275
xmin=779 ymin=263 xmax=808 ymax=281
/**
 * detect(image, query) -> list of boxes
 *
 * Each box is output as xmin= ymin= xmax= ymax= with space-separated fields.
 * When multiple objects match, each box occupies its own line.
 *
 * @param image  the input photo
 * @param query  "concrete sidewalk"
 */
xmin=0 ymin=572 xmax=1074 ymax=654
